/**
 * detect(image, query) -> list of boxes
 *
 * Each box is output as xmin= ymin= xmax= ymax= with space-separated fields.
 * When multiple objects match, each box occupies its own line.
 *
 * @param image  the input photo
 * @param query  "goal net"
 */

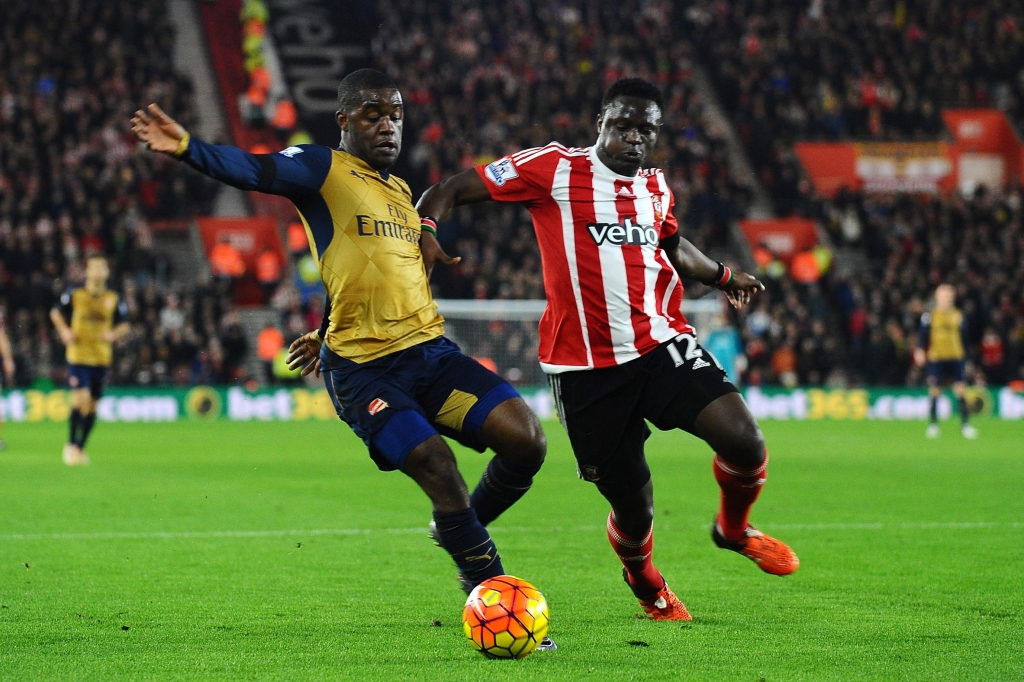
xmin=435 ymin=297 xmax=726 ymax=389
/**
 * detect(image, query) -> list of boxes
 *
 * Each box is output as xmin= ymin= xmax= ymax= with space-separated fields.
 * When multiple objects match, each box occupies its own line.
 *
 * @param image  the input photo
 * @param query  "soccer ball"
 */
xmin=462 ymin=575 xmax=550 ymax=659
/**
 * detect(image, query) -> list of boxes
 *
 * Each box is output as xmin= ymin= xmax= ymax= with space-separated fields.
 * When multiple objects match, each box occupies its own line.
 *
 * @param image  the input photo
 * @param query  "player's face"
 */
xmin=595 ymin=96 xmax=662 ymax=176
xmin=936 ymin=285 xmax=955 ymax=308
xmin=336 ymin=88 xmax=404 ymax=171
xmin=85 ymin=259 xmax=109 ymax=286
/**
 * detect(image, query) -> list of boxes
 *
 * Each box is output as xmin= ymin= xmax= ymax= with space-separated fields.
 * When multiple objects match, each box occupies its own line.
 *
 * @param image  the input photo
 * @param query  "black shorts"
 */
xmin=927 ymin=360 xmax=965 ymax=384
xmin=549 ymin=334 xmax=738 ymax=497
xmin=68 ymin=364 xmax=109 ymax=399
xmin=321 ymin=336 xmax=519 ymax=472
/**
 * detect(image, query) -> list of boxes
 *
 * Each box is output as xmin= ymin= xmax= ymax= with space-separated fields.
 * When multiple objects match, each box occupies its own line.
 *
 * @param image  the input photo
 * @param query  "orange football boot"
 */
xmin=624 ymin=570 xmax=692 ymax=621
xmin=639 ymin=583 xmax=693 ymax=621
xmin=712 ymin=519 xmax=799 ymax=576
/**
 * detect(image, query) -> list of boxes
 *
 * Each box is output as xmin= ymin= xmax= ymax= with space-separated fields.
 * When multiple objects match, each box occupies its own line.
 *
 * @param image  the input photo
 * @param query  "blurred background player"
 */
xmin=0 ymin=307 xmax=15 ymax=450
xmin=130 ymin=71 xmax=553 ymax=634
xmin=914 ymin=284 xmax=978 ymax=439
xmin=418 ymin=77 xmax=798 ymax=622
xmin=49 ymin=257 xmax=130 ymax=465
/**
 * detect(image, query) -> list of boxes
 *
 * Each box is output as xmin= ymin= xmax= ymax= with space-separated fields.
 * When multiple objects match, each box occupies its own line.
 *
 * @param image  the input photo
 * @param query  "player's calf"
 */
xmin=606 ymin=505 xmax=692 ymax=621
xmin=472 ymin=398 xmax=547 ymax=526
xmin=604 ymin=481 xmax=666 ymax=599
xmin=712 ymin=452 xmax=767 ymax=542
xmin=405 ymin=436 xmax=505 ymax=588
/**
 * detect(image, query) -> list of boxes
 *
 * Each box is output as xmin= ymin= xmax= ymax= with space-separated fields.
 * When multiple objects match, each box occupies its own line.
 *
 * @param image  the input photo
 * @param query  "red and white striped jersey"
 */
xmin=475 ymin=143 xmax=694 ymax=373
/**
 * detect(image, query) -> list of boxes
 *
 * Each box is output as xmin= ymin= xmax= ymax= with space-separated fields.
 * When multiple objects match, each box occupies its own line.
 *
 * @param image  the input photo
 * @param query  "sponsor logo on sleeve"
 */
xmin=484 ymin=158 xmax=519 ymax=186
xmin=278 ymin=146 xmax=304 ymax=158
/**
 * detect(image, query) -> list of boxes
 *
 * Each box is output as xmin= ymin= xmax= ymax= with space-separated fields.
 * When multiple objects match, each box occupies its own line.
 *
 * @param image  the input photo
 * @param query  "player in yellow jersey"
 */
xmin=914 ymin=284 xmax=977 ymax=439
xmin=50 ymin=257 xmax=130 ymax=465
xmin=0 ymin=306 xmax=15 ymax=450
xmin=131 ymin=71 xmax=553 ymax=625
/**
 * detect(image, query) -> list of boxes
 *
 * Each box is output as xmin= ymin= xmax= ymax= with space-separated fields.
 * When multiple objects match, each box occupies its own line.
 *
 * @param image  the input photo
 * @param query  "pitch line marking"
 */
xmin=0 ymin=521 xmax=1018 ymax=542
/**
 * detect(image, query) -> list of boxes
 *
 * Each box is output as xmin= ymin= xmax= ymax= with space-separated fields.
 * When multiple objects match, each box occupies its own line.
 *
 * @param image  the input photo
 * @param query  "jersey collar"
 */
xmin=336 ymin=147 xmax=390 ymax=181
xmin=588 ymin=145 xmax=641 ymax=181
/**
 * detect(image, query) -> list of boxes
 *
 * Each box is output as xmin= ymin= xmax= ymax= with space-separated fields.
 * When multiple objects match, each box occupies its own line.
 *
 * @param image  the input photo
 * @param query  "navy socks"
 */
xmin=432 ymin=507 xmax=504 ymax=588
xmin=471 ymin=456 xmax=542 ymax=527
xmin=69 ymin=408 xmax=82 ymax=444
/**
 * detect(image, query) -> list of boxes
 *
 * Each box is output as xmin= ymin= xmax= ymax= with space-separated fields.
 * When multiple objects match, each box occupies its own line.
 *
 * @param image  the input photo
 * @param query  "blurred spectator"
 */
xmin=705 ymin=311 xmax=745 ymax=384
xmin=256 ymin=325 xmax=284 ymax=385
xmin=210 ymin=235 xmax=246 ymax=283
xmin=286 ymin=221 xmax=309 ymax=262
xmin=255 ymin=246 xmax=282 ymax=303
xmin=980 ymin=327 xmax=1006 ymax=385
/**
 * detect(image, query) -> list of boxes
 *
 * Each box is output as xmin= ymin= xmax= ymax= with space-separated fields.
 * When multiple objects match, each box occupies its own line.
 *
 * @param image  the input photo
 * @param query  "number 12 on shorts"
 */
xmin=667 ymin=334 xmax=702 ymax=367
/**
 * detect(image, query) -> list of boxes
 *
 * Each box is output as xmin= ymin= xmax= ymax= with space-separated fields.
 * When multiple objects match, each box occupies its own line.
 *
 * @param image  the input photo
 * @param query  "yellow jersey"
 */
xmin=57 ymin=287 xmax=127 ymax=367
xmin=180 ymin=138 xmax=443 ymax=363
xmin=922 ymin=307 xmax=966 ymax=362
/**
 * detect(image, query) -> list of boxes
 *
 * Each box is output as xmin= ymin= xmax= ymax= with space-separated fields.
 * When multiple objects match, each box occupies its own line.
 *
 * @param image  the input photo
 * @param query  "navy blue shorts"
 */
xmin=927 ymin=360 xmax=965 ymax=384
xmin=68 ymin=364 xmax=109 ymax=399
xmin=321 ymin=336 xmax=520 ymax=472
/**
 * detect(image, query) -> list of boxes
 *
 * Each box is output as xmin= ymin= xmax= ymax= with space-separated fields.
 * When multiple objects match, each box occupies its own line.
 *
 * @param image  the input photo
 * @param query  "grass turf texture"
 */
xmin=0 ymin=418 xmax=1021 ymax=681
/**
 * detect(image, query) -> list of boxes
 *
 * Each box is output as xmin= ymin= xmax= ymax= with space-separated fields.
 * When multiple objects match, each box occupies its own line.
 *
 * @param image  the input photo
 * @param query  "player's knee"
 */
xmin=489 ymin=407 xmax=546 ymax=468
xmin=407 ymin=439 xmax=455 ymax=478
xmin=720 ymin=423 xmax=766 ymax=470
xmin=607 ymin=480 xmax=654 ymax=537
xmin=512 ymin=419 xmax=547 ymax=467
xmin=405 ymin=438 xmax=469 ymax=509
xmin=613 ymin=504 xmax=654 ymax=538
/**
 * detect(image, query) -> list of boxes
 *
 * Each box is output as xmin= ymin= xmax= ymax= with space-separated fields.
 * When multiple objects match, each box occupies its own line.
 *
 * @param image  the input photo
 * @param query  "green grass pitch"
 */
xmin=1 ymin=417 xmax=1021 ymax=680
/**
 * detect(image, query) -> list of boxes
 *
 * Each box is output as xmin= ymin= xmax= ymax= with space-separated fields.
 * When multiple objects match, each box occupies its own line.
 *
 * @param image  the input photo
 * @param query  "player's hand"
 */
xmin=59 ymin=328 xmax=77 ymax=346
xmin=99 ymin=331 xmax=117 ymax=343
xmin=287 ymin=331 xmax=323 ymax=379
xmin=420 ymin=230 xmax=460 ymax=279
xmin=720 ymin=270 xmax=764 ymax=309
xmin=913 ymin=348 xmax=927 ymax=367
xmin=131 ymin=103 xmax=187 ymax=154
xmin=2 ymin=357 xmax=14 ymax=382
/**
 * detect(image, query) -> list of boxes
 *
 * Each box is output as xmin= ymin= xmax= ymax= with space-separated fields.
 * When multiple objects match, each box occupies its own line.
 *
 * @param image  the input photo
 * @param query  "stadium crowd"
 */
xmin=371 ymin=0 xmax=752 ymax=303
xmin=685 ymin=0 xmax=1024 ymax=214
xmin=2 ymin=0 xmax=1020 ymax=391
xmin=730 ymin=185 xmax=1024 ymax=389
xmin=822 ymin=187 xmax=1024 ymax=387
xmin=0 ymin=0 xmax=249 ymax=388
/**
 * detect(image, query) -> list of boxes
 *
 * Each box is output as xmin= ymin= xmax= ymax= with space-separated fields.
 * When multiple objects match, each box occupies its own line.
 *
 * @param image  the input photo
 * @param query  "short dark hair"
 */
xmin=337 ymin=69 xmax=398 ymax=111
xmin=601 ymin=77 xmax=664 ymax=112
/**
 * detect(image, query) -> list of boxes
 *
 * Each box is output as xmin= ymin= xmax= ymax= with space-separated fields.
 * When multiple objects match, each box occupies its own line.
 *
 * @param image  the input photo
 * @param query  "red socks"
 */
xmin=713 ymin=453 xmax=768 ymax=542
xmin=607 ymin=512 xmax=663 ymax=596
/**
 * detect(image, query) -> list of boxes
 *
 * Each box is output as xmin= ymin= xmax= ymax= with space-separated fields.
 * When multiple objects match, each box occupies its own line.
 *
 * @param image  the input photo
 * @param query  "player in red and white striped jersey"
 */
xmin=417 ymin=78 xmax=798 ymax=621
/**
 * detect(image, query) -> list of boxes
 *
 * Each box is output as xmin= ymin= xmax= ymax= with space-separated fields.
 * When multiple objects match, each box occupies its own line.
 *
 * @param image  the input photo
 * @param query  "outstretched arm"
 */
xmin=415 ymin=169 xmax=493 ymax=277
xmin=663 ymin=236 xmax=764 ymax=309
xmin=131 ymin=104 xmax=329 ymax=196
xmin=416 ymin=168 xmax=493 ymax=221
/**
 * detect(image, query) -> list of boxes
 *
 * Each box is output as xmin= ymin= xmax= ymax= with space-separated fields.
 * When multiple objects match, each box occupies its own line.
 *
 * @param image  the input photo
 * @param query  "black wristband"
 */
xmin=705 ymin=262 xmax=725 ymax=286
